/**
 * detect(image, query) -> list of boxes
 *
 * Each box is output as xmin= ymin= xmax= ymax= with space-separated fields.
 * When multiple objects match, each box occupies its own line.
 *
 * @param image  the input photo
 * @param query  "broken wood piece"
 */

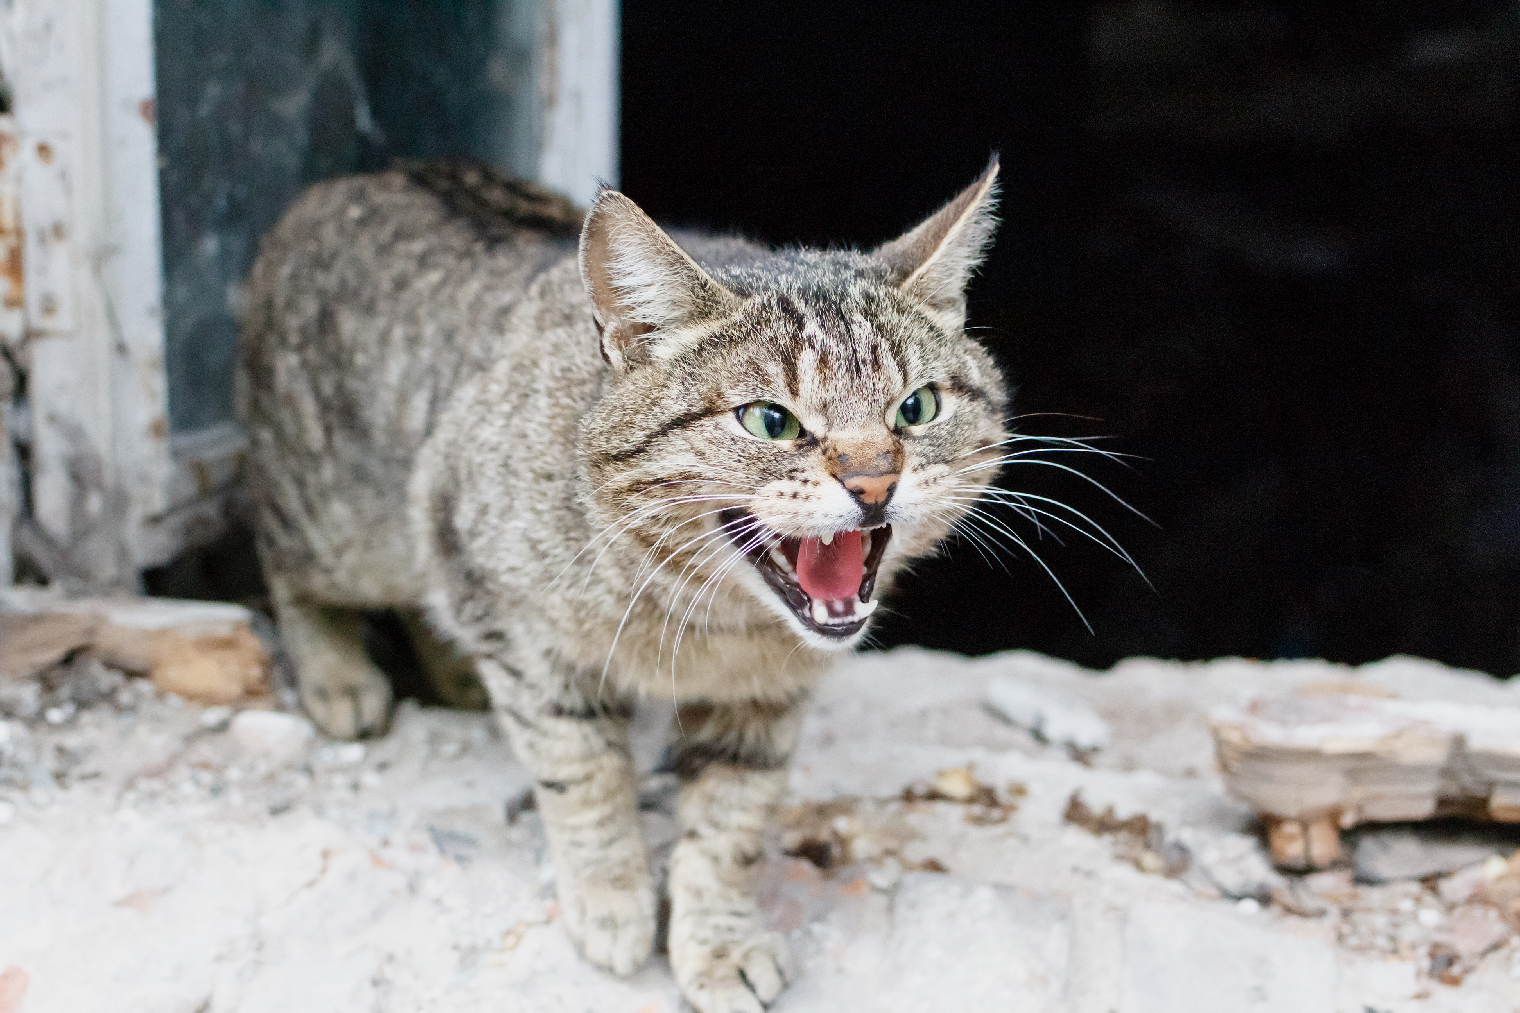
xmin=0 ymin=612 xmax=98 ymax=679
xmin=1263 ymin=814 xmax=1344 ymax=871
xmin=0 ymin=588 xmax=269 ymax=704
xmin=1212 ymin=692 xmax=1520 ymax=871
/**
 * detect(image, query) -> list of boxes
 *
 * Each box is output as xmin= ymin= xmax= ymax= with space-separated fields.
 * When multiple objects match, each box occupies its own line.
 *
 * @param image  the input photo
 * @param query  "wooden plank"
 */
xmin=0 ymin=587 xmax=270 ymax=704
xmin=1212 ymin=693 xmax=1520 ymax=870
xmin=97 ymin=0 xmax=173 ymax=547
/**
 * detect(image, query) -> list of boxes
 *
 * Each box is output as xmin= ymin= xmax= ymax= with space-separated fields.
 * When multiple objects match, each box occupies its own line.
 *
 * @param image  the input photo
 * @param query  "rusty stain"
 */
xmin=150 ymin=416 xmax=168 ymax=441
xmin=0 ymin=190 xmax=21 ymax=311
xmin=139 ymin=98 xmax=156 ymax=126
xmin=0 ymin=242 xmax=20 ymax=310
xmin=0 ymin=130 xmax=16 ymax=171
xmin=40 ymin=294 xmax=57 ymax=318
xmin=35 ymin=141 xmax=52 ymax=164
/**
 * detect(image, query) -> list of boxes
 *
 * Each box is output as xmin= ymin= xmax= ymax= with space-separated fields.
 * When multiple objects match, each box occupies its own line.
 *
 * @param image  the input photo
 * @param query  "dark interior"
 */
xmin=620 ymin=2 xmax=1520 ymax=675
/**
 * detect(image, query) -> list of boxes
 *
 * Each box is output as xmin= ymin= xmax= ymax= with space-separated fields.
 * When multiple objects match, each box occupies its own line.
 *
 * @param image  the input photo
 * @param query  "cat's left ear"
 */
xmin=873 ymin=157 xmax=1000 ymax=333
xmin=579 ymin=188 xmax=739 ymax=370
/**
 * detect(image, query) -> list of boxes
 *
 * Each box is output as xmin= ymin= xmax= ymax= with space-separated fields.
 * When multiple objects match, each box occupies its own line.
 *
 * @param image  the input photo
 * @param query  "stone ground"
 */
xmin=4 ymin=648 xmax=1520 ymax=1013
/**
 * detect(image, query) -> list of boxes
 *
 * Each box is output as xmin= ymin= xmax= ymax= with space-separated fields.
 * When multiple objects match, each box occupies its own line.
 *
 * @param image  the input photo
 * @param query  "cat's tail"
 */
xmin=398 ymin=157 xmax=584 ymax=240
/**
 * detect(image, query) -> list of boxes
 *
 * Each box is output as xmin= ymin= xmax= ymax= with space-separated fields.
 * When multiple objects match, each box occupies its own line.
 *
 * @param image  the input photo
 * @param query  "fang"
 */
xmin=821 ymin=531 xmax=834 ymax=546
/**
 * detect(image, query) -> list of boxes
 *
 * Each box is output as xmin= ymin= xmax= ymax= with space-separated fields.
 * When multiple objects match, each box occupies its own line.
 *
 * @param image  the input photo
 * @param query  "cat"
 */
xmin=238 ymin=156 xmax=1008 ymax=1012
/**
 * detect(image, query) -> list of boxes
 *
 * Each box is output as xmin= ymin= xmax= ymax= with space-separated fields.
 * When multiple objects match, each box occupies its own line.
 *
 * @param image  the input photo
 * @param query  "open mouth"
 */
xmin=718 ymin=509 xmax=893 ymax=640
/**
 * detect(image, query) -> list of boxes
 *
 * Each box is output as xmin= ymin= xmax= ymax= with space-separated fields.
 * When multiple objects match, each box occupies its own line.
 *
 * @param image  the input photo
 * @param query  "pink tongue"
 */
xmin=795 ymin=530 xmax=864 ymax=601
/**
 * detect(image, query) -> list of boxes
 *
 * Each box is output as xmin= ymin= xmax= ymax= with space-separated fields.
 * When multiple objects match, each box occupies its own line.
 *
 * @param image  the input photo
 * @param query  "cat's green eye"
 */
xmin=894 ymin=385 xmax=941 ymax=428
xmin=737 ymin=401 xmax=802 ymax=441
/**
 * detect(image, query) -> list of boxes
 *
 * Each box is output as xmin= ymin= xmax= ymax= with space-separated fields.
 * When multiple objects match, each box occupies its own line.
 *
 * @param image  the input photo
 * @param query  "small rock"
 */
xmin=199 ymin=706 xmax=234 ymax=731
xmin=986 ymin=674 xmax=1109 ymax=751
xmin=315 ymin=742 xmax=366 ymax=766
xmin=866 ymin=856 xmax=904 ymax=891
xmin=1438 ymin=862 xmax=1491 ymax=905
xmin=1175 ymin=826 xmax=1282 ymax=901
xmin=1301 ymin=868 xmax=1358 ymax=903
xmin=932 ymin=764 xmax=977 ymax=803
xmin=1352 ymin=828 xmax=1506 ymax=883
xmin=1431 ymin=911 xmax=1509 ymax=961
xmin=229 ymin=710 xmax=314 ymax=764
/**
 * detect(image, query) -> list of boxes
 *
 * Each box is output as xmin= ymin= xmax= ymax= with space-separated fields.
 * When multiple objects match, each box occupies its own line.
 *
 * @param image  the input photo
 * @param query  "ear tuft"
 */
xmin=873 ymin=157 xmax=1000 ymax=333
xmin=578 ymin=190 xmax=737 ymax=369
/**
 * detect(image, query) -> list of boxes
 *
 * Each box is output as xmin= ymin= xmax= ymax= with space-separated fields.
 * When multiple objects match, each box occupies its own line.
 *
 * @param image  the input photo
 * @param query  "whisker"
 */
xmin=953 ymin=507 xmax=1093 ymax=633
xmin=952 ymin=487 xmax=1149 ymax=583
xmin=952 ymin=457 xmax=1152 ymax=524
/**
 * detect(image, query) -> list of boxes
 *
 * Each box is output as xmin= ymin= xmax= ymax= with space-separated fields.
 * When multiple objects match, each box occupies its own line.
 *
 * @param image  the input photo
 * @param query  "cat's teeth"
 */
xmin=856 ymin=599 xmax=878 ymax=617
xmin=769 ymin=546 xmax=795 ymax=575
xmin=811 ymin=598 xmax=830 ymax=626
xmin=821 ymin=531 xmax=834 ymax=546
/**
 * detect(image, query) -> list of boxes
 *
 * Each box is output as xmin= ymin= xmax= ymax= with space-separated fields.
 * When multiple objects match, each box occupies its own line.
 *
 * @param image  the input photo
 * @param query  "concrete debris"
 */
xmin=1173 ymin=826 xmax=1283 ymax=901
xmin=228 ymin=710 xmax=315 ymax=765
xmin=986 ymin=673 xmax=1110 ymax=752
xmin=1064 ymin=791 xmax=1189 ymax=878
xmin=1352 ymin=827 xmax=1510 ymax=884
xmin=4 ymin=647 xmax=1520 ymax=1011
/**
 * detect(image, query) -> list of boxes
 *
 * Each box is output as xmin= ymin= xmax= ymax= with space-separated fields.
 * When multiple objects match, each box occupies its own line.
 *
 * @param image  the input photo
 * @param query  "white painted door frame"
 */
xmin=0 ymin=0 xmax=618 ymax=588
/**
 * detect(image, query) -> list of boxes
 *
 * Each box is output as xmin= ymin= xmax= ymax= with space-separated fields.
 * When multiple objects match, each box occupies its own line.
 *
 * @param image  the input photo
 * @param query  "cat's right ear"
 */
xmin=578 ymin=189 xmax=738 ymax=370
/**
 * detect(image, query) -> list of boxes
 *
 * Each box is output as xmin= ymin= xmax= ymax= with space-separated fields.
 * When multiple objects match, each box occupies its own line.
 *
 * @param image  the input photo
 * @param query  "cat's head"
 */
xmin=577 ymin=161 xmax=1008 ymax=650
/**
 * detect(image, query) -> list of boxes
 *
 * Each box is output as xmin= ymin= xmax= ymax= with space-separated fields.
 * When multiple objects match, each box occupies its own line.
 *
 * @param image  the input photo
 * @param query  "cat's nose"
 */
xmin=841 ymin=472 xmax=899 ymax=506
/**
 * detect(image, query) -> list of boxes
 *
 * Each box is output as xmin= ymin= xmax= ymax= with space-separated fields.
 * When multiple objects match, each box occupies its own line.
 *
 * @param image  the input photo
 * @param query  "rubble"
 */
xmin=1352 ymin=827 xmax=1510 ymax=883
xmin=986 ymin=674 xmax=1110 ymax=753
xmin=3 ymin=646 xmax=1520 ymax=1010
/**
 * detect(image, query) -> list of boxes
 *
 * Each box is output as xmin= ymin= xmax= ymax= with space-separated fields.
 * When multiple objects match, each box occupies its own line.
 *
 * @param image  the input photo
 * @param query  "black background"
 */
xmin=621 ymin=3 xmax=1520 ymax=675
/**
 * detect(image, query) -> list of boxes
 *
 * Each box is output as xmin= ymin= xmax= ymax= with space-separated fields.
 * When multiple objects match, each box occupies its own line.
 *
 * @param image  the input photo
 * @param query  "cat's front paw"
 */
xmin=671 ymin=928 xmax=794 ymax=1013
xmin=558 ymin=877 xmax=656 ymax=977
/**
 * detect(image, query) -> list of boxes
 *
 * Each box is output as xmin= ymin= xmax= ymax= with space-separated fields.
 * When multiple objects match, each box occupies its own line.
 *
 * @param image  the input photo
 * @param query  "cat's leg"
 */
xmin=477 ymin=653 xmax=655 ymax=976
xmin=667 ymin=699 xmax=802 ymax=1013
xmin=397 ymin=608 xmax=488 ymax=710
xmin=266 ymin=574 xmax=393 ymax=739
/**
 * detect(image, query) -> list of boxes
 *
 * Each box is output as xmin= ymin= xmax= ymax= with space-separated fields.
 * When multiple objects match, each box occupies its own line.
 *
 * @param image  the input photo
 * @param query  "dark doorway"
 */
xmin=621 ymin=2 xmax=1520 ymax=675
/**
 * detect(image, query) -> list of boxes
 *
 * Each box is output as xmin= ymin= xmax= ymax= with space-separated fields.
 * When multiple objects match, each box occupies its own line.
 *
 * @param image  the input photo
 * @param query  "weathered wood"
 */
xmin=0 ymin=588 xmax=269 ymax=704
xmin=537 ymin=0 xmax=620 ymax=206
xmin=5 ymin=0 xmax=173 ymax=584
xmin=1213 ymin=693 xmax=1520 ymax=870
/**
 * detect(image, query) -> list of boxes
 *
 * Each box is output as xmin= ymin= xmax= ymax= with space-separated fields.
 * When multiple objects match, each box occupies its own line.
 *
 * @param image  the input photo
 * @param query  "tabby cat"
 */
xmin=239 ymin=158 xmax=1007 ymax=1012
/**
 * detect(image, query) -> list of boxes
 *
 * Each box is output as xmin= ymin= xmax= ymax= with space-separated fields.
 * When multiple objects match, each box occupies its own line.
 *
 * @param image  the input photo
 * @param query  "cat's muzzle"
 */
xmin=718 ymin=509 xmax=893 ymax=640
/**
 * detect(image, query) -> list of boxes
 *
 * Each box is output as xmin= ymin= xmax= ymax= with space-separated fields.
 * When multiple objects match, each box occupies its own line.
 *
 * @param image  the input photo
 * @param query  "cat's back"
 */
xmin=238 ymin=163 xmax=582 ymax=597
xmin=240 ymin=163 xmax=582 ymax=449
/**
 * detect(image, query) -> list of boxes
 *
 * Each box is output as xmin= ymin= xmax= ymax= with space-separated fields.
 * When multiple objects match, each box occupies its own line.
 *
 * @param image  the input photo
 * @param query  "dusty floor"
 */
xmin=4 ymin=648 xmax=1520 ymax=1012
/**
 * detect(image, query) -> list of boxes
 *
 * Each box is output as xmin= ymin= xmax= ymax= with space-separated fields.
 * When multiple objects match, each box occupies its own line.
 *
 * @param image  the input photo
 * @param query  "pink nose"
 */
xmin=842 ymin=472 xmax=899 ymax=505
